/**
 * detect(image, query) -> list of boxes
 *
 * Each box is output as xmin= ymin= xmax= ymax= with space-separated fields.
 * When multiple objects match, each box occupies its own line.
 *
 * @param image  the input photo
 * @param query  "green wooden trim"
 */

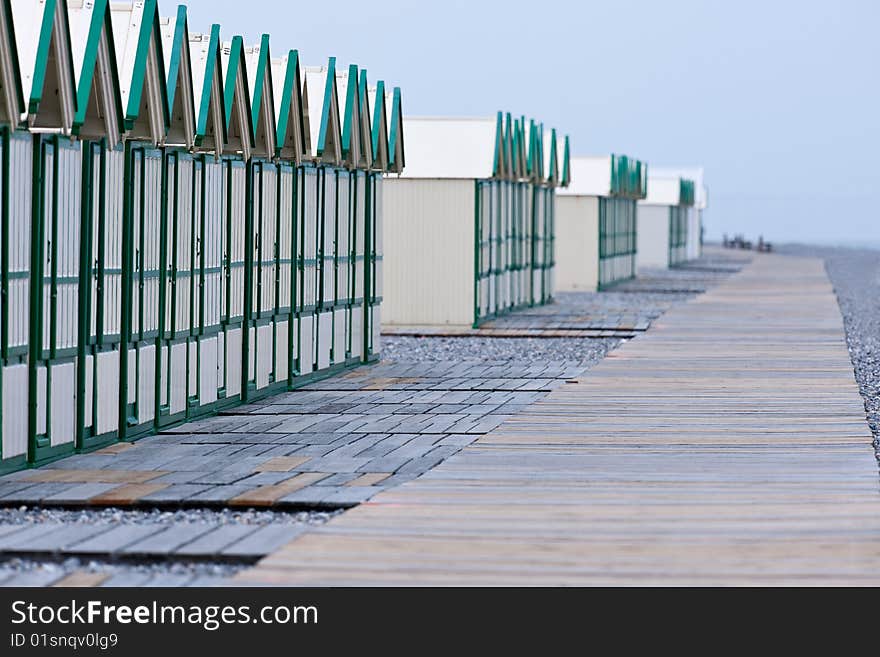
xmin=370 ymin=79 xmax=385 ymax=162
xmin=194 ymin=25 xmax=225 ymax=143
xmin=547 ymin=127 xmax=558 ymax=184
xmin=0 ymin=127 xmax=9 ymax=361
xmin=561 ymin=135 xmax=571 ymax=187
xmin=164 ymin=5 xmax=187 ymax=115
xmin=249 ymin=34 xmax=271 ymax=137
xmin=275 ymin=49 xmax=303 ymax=157
xmin=222 ymin=35 xmax=255 ymax=146
xmin=340 ymin=63 xmax=358 ymax=159
xmin=316 ymin=57 xmax=337 ymax=158
xmin=387 ymin=87 xmax=403 ymax=171
xmin=28 ymin=0 xmax=58 ymax=114
xmin=73 ymin=0 xmax=124 ymax=132
xmin=122 ymin=0 xmax=169 ymax=130
xmin=0 ymin=453 xmax=26 ymax=474
xmin=358 ymin=68 xmax=371 ymax=163
xmin=491 ymin=111 xmax=503 ymax=178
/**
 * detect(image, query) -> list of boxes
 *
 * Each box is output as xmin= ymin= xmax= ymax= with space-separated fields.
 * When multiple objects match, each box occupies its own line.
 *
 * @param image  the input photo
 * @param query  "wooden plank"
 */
xmin=239 ymin=252 xmax=880 ymax=585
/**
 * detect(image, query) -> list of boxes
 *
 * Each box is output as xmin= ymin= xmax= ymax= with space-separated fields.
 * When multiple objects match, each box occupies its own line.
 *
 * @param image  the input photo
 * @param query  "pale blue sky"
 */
xmin=165 ymin=0 xmax=879 ymax=245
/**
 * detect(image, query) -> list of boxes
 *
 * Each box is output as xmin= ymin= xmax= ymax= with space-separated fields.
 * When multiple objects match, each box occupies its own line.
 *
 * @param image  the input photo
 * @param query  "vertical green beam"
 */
xmin=76 ymin=143 xmax=94 ymax=448
xmin=472 ymin=180 xmax=480 ymax=327
xmin=119 ymin=141 xmax=134 ymax=441
xmin=156 ymin=152 xmax=170 ymax=420
xmin=241 ymin=161 xmax=256 ymax=400
xmin=27 ymin=138 xmax=45 ymax=462
xmin=363 ymin=172 xmax=372 ymax=359
xmin=0 ymin=129 xmax=9 ymax=365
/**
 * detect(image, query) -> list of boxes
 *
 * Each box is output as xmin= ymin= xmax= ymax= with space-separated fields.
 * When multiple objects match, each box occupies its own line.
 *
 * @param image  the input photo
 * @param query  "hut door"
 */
xmin=29 ymin=137 xmax=81 ymax=463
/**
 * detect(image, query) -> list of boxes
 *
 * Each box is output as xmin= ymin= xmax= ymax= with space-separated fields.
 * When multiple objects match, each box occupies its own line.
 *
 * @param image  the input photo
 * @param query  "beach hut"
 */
xmin=156 ymin=5 xmax=200 ymax=427
xmin=18 ymin=0 xmax=87 ymax=463
xmin=364 ymin=81 xmax=389 ymax=358
xmin=649 ymin=166 xmax=706 ymax=261
xmin=270 ymin=47 xmax=309 ymax=383
xmin=0 ymin=0 xmax=76 ymax=469
xmin=303 ymin=59 xmax=343 ymax=372
xmin=555 ymin=154 xmax=646 ymax=291
xmin=0 ymin=0 xmax=23 ymax=470
xmin=106 ymin=0 xmax=169 ymax=439
xmin=637 ymin=174 xmax=696 ymax=270
xmin=182 ymin=25 xmax=229 ymax=413
xmin=332 ymin=63 xmax=365 ymax=369
xmin=383 ymin=113 xmax=560 ymax=328
xmin=242 ymin=34 xmax=281 ymax=399
xmin=210 ymin=33 xmax=252 ymax=406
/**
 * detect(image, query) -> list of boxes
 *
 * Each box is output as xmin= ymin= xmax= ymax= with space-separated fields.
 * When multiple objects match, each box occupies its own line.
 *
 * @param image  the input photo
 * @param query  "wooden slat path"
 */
xmin=239 ymin=254 xmax=880 ymax=585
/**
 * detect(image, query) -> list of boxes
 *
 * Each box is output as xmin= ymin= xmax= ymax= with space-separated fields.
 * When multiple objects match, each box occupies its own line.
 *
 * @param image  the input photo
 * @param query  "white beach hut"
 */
xmin=637 ymin=173 xmax=696 ymax=270
xmin=556 ymin=154 xmax=646 ymax=291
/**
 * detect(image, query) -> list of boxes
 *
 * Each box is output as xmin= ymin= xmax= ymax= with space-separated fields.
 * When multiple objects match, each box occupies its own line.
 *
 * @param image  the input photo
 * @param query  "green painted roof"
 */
xmin=340 ymin=63 xmax=359 ymax=162
xmin=370 ymin=79 xmax=389 ymax=170
xmin=357 ymin=68 xmax=373 ymax=169
xmin=316 ymin=56 xmax=338 ymax=159
xmin=118 ymin=0 xmax=169 ymax=131
xmin=72 ymin=0 xmax=124 ymax=134
xmin=387 ymin=86 xmax=404 ymax=172
xmin=492 ymin=111 xmax=504 ymax=177
xmin=560 ymin=135 xmax=571 ymax=187
xmin=547 ymin=128 xmax=558 ymax=185
xmin=19 ymin=0 xmax=77 ymax=125
xmin=222 ymin=35 xmax=255 ymax=146
xmin=193 ymin=24 xmax=226 ymax=145
xmin=164 ymin=6 xmax=191 ymax=117
xmin=274 ymin=49 xmax=305 ymax=160
xmin=679 ymin=178 xmax=696 ymax=206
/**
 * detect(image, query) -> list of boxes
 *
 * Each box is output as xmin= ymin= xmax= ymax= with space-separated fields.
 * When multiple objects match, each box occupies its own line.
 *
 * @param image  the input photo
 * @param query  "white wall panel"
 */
xmin=383 ymin=179 xmax=474 ymax=327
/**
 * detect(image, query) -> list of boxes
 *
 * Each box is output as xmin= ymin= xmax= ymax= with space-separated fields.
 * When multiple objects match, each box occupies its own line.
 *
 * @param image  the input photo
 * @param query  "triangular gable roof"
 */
xmin=559 ymin=134 xmax=570 ymax=187
xmin=271 ymin=49 xmax=307 ymax=162
xmin=335 ymin=63 xmax=362 ymax=168
xmin=220 ymin=35 xmax=254 ymax=159
xmin=532 ymin=122 xmax=544 ymax=182
xmin=502 ymin=113 xmax=513 ymax=180
xmin=244 ymin=34 xmax=275 ymax=159
xmin=68 ymin=0 xmax=124 ymax=145
xmin=490 ymin=111 xmax=505 ymax=178
xmin=385 ymin=86 xmax=404 ymax=173
xmin=525 ymin=118 xmax=538 ymax=181
xmin=159 ymin=5 xmax=195 ymax=149
xmin=367 ymin=80 xmax=388 ymax=172
xmin=303 ymin=58 xmax=342 ymax=165
xmin=188 ymin=26 xmax=225 ymax=153
xmin=0 ymin=0 xmax=24 ymax=127
xmin=357 ymin=68 xmax=373 ymax=170
xmin=511 ymin=117 xmax=527 ymax=179
xmin=9 ymin=0 xmax=76 ymax=130
xmin=110 ymin=0 xmax=169 ymax=144
xmin=543 ymin=127 xmax=558 ymax=186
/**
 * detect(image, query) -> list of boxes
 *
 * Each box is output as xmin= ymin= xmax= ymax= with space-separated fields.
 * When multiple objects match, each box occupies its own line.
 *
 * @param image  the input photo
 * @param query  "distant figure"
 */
xmin=723 ymin=233 xmax=730 ymax=248
xmin=756 ymin=235 xmax=773 ymax=252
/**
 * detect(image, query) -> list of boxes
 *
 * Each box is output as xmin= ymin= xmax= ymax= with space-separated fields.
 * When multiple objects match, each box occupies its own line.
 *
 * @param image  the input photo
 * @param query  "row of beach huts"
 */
xmin=0 ymin=0 xmax=706 ymax=473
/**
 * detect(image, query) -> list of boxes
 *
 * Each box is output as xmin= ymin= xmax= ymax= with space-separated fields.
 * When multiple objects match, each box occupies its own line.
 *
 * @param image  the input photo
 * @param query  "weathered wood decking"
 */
xmin=239 ymin=254 xmax=880 ymax=585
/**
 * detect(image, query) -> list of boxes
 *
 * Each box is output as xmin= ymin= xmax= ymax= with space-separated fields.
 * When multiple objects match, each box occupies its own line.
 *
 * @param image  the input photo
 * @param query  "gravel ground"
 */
xmin=0 ymin=557 xmax=243 ymax=582
xmin=774 ymin=243 xmax=880 ymax=461
xmin=0 ymin=506 xmax=338 ymax=527
xmin=381 ymin=335 xmax=621 ymax=365
xmin=0 ymin=507 xmax=338 ymax=582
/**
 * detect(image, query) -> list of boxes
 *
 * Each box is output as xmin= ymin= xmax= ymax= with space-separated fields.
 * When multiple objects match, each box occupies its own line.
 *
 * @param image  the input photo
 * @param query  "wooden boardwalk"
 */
xmin=239 ymin=253 xmax=880 ymax=585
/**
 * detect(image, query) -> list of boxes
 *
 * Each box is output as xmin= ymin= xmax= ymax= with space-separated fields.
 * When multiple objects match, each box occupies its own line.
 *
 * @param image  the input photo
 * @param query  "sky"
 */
xmin=164 ymin=0 xmax=879 ymax=246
